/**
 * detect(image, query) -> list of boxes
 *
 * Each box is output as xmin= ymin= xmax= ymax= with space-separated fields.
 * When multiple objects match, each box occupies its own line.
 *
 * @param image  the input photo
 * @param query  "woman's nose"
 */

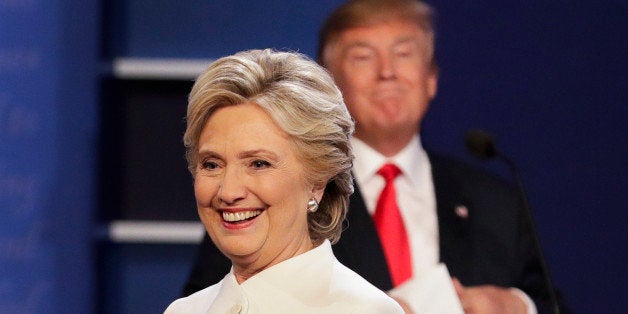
xmin=217 ymin=167 xmax=246 ymax=204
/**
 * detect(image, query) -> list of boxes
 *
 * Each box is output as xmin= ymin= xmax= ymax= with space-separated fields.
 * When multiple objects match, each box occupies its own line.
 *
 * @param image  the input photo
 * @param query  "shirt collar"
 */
xmin=351 ymin=135 xmax=427 ymax=187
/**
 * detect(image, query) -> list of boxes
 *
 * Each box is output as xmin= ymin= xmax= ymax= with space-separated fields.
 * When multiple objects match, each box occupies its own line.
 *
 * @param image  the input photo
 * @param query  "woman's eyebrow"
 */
xmin=238 ymin=149 xmax=279 ymax=160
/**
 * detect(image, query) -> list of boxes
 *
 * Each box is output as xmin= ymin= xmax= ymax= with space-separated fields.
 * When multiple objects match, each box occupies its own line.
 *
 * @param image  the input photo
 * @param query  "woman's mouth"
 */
xmin=221 ymin=210 xmax=262 ymax=223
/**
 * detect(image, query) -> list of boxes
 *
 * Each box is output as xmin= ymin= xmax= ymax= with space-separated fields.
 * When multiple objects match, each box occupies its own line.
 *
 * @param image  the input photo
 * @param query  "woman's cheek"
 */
xmin=194 ymin=177 xmax=217 ymax=207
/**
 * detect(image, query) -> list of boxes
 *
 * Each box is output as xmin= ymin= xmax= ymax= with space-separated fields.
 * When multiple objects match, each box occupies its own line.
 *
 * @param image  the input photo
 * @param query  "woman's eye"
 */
xmin=251 ymin=160 xmax=270 ymax=169
xmin=201 ymin=160 xmax=218 ymax=170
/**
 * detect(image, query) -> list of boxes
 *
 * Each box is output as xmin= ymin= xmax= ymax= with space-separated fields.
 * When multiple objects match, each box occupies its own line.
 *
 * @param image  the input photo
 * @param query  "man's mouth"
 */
xmin=375 ymin=86 xmax=403 ymax=99
xmin=221 ymin=210 xmax=262 ymax=223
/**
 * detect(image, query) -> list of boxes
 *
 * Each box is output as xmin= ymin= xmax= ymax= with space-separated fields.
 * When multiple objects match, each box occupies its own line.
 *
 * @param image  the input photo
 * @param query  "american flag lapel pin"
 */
xmin=455 ymin=205 xmax=469 ymax=219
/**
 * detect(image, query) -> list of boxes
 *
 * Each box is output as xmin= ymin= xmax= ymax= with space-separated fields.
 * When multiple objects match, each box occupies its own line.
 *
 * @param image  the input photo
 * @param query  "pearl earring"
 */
xmin=307 ymin=198 xmax=319 ymax=213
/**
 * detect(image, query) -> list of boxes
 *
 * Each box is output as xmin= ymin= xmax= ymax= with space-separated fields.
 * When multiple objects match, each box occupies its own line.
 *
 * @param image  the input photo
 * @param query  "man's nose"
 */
xmin=378 ymin=54 xmax=397 ymax=80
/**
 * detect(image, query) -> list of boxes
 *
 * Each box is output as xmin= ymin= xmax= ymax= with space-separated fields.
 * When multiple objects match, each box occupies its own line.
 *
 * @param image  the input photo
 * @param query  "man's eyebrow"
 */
xmin=343 ymin=36 xmax=418 ymax=51
xmin=393 ymin=36 xmax=420 ymax=45
xmin=343 ymin=41 xmax=374 ymax=51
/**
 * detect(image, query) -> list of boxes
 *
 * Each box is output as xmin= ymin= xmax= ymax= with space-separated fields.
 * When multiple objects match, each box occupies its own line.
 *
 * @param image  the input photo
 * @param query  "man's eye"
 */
xmin=396 ymin=50 xmax=411 ymax=58
xmin=394 ymin=44 xmax=418 ymax=59
xmin=347 ymin=48 xmax=374 ymax=62
xmin=350 ymin=53 xmax=373 ymax=62
xmin=251 ymin=160 xmax=270 ymax=169
xmin=394 ymin=47 xmax=414 ymax=58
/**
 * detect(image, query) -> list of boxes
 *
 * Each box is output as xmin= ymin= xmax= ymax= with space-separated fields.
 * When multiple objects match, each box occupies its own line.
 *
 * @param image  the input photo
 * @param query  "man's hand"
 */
xmin=452 ymin=278 xmax=527 ymax=314
xmin=390 ymin=295 xmax=414 ymax=313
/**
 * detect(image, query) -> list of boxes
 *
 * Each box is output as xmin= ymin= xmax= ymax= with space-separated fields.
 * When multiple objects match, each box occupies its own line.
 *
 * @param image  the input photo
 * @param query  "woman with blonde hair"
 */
xmin=165 ymin=49 xmax=403 ymax=313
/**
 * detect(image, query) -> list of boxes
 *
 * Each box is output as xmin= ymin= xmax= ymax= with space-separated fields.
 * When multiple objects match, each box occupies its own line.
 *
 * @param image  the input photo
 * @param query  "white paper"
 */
xmin=388 ymin=263 xmax=464 ymax=314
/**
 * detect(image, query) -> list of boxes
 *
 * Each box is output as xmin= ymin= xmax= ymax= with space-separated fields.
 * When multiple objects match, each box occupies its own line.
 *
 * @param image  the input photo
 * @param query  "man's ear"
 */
xmin=428 ymin=66 xmax=439 ymax=100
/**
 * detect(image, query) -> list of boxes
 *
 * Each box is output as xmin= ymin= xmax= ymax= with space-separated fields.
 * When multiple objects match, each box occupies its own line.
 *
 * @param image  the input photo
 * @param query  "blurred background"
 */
xmin=0 ymin=1 xmax=625 ymax=313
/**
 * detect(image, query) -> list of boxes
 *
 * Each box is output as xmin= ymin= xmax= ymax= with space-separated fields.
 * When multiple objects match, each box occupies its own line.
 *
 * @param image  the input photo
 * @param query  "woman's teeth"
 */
xmin=222 ymin=210 xmax=261 ymax=222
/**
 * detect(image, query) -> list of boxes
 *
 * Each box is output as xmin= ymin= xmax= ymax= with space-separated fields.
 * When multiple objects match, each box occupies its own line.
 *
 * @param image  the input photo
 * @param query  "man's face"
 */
xmin=324 ymin=21 xmax=438 ymax=147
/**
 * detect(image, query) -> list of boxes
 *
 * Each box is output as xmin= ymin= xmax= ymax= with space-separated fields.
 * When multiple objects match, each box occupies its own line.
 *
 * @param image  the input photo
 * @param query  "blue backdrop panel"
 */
xmin=0 ymin=1 xmax=98 ymax=313
xmin=1 ymin=1 xmax=625 ymax=313
xmin=100 ymin=0 xmax=628 ymax=313
xmin=102 ymin=0 xmax=343 ymax=59
xmin=99 ymin=243 xmax=197 ymax=314
xmin=104 ymin=1 xmax=626 ymax=312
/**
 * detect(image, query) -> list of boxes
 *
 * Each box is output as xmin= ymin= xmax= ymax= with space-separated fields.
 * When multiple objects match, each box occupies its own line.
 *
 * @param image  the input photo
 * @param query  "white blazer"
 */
xmin=165 ymin=240 xmax=403 ymax=313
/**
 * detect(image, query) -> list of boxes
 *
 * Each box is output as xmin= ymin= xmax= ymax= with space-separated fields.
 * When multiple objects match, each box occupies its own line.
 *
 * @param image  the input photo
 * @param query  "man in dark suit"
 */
xmin=182 ymin=1 xmax=567 ymax=313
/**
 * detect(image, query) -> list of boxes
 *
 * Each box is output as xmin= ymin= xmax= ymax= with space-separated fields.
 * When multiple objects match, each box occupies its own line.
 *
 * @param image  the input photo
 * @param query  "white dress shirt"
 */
xmin=164 ymin=240 xmax=403 ymax=314
xmin=351 ymin=135 xmax=439 ymax=279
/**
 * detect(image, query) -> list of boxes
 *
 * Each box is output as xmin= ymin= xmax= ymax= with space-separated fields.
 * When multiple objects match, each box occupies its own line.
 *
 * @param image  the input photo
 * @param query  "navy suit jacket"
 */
xmin=182 ymin=152 xmax=567 ymax=313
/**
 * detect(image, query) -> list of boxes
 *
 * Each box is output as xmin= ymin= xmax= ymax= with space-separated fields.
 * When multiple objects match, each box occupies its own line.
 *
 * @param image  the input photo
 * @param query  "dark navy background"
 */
xmin=1 ymin=1 xmax=625 ymax=313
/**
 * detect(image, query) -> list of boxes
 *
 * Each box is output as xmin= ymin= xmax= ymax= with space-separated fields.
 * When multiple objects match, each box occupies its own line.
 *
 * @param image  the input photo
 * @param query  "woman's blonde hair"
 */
xmin=184 ymin=49 xmax=354 ymax=244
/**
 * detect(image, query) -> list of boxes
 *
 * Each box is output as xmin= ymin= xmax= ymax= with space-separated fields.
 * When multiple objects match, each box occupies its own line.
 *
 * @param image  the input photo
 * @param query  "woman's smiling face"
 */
xmin=194 ymin=102 xmax=319 ymax=281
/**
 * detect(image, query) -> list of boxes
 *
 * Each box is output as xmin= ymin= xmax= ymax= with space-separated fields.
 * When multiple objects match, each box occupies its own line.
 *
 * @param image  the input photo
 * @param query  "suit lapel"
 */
xmin=333 ymin=180 xmax=394 ymax=291
xmin=429 ymin=153 xmax=474 ymax=281
xmin=334 ymin=154 xmax=476 ymax=289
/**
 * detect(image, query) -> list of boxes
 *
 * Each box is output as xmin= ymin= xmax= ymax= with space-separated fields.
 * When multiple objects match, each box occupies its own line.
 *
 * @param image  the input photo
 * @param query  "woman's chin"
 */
xmin=218 ymin=238 xmax=264 ymax=262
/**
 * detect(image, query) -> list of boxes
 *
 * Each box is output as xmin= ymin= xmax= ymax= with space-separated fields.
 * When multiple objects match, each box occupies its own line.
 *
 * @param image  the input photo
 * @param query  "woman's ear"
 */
xmin=311 ymin=182 xmax=326 ymax=202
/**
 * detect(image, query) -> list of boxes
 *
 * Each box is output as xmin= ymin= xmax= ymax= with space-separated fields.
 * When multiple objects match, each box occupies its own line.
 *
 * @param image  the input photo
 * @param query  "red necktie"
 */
xmin=373 ymin=163 xmax=412 ymax=287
